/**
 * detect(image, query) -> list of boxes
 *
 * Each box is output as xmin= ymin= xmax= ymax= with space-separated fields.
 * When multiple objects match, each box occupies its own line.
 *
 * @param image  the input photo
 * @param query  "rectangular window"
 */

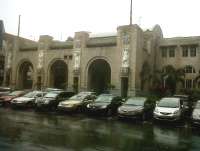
xmin=169 ymin=47 xmax=175 ymax=57
xmin=161 ymin=47 xmax=167 ymax=57
xmin=185 ymin=79 xmax=192 ymax=89
xmin=190 ymin=46 xmax=197 ymax=57
xmin=182 ymin=46 xmax=188 ymax=57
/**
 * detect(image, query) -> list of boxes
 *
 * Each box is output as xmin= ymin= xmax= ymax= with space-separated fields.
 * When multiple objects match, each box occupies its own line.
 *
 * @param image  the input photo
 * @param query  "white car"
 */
xmin=11 ymin=91 xmax=44 ymax=108
xmin=153 ymin=97 xmax=184 ymax=122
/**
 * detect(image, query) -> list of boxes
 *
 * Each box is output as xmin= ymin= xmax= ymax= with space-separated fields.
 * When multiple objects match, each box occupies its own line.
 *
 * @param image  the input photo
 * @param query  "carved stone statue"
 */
xmin=74 ymin=51 xmax=80 ymax=69
xmin=7 ymin=52 xmax=12 ymax=69
xmin=122 ymin=48 xmax=129 ymax=67
xmin=37 ymin=50 xmax=44 ymax=69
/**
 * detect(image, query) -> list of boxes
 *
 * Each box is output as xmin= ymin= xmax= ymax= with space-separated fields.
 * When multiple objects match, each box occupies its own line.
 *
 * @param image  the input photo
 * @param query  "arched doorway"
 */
xmin=88 ymin=59 xmax=111 ymax=94
xmin=50 ymin=60 xmax=68 ymax=89
xmin=18 ymin=61 xmax=34 ymax=89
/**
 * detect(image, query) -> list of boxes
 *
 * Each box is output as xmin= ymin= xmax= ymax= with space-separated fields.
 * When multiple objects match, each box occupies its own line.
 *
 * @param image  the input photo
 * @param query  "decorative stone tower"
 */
xmin=117 ymin=24 xmax=144 ymax=96
xmin=37 ymin=35 xmax=53 ymax=90
xmin=73 ymin=31 xmax=89 ymax=92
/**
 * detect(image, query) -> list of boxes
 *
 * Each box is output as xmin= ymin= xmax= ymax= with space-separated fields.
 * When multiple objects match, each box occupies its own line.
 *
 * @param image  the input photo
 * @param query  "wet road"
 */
xmin=0 ymin=108 xmax=200 ymax=151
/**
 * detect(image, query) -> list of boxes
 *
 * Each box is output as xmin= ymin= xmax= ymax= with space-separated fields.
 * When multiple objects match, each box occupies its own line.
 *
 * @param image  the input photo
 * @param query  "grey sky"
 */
xmin=0 ymin=0 xmax=200 ymax=40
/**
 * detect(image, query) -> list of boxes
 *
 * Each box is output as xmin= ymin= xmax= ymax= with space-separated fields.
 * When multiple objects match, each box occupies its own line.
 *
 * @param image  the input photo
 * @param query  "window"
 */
xmin=161 ymin=47 xmax=167 ymax=57
xmin=185 ymin=79 xmax=193 ymax=89
xmin=182 ymin=46 xmax=188 ymax=57
xmin=184 ymin=66 xmax=195 ymax=73
xmin=190 ymin=46 xmax=196 ymax=57
xmin=169 ymin=47 xmax=175 ymax=57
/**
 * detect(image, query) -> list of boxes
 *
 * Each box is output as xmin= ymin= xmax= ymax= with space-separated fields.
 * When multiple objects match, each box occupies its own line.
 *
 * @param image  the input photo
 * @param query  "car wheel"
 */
xmin=107 ymin=108 xmax=112 ymax=116
xmin=27 ymin=102 xmax=34 ymax=108
xmin=142 ymin=113 xmax=146 ymax=121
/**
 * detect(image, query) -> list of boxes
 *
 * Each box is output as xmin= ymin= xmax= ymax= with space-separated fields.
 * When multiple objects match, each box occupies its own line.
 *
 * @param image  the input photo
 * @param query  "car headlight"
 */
xmin=154 ymin=108 xmax=159 ymax=113
xmin=173 ymin=110 xmax=180 ymax=115
xmin=118 ymin=107 xmax=121 ymax=112
xmin=100 ymin=105 xmax=107 ymax=109
xmin=192 ymin=111 xmax=200 ymax=119
xmin=87 ymin=104 xmax=91 ymax=108
xmin=44 ymin=100 xmax=50 ymax=104
xmin=135 ymin=107 xmax=144 ymax=112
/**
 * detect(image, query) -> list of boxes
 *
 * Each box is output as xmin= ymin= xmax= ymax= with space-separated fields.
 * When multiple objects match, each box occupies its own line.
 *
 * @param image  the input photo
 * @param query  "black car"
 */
xmin=35 ymin=91 xmax=75 ymax=111
xmin=118 ymin=97 xmax=155 ymax=120
xmin=86 ymin=94 xmax=123 ymax=116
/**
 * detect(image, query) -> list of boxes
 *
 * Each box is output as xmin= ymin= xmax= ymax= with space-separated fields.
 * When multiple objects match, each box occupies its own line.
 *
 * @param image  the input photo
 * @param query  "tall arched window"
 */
xmin=184 ymin=65 xmax=195 ymax=73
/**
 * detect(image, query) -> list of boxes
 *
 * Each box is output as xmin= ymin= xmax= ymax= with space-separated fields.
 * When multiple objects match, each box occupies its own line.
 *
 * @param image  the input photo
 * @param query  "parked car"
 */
xmin=11 ymin=91 xmax=45 ymax=108
xmin=86 ymin=94 xmax=123 ymax=116
xmin=153 ymin=97 xmax=184 ymax=122
xmin=36 ymin=91 xmax=75 ymax=111
xmin=0 ymin=90 xmax=27 ymax=106
xmin=57 ymin=92 xmax=96 ymax=112
xmin=117 ymin=97 xmax=155 ymax=120
xmin=191 ymin=100 xmax=200 ymax=126
xmin=0 ymin=87 xmax=11 ymax=97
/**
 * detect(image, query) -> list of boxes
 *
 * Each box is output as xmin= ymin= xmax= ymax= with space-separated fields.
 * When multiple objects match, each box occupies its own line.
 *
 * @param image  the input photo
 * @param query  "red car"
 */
xmin=0 ymin=90 xmax=27 ymax=106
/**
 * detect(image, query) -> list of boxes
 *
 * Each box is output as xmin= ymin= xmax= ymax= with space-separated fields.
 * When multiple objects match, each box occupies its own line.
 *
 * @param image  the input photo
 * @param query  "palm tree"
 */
xmin=162 ymin=65 xmax=185 ymax=94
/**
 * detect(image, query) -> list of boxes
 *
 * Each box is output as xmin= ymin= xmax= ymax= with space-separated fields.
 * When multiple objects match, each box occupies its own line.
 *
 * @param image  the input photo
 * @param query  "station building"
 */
xmin=1 ymin=20 xmax=200 ymax=96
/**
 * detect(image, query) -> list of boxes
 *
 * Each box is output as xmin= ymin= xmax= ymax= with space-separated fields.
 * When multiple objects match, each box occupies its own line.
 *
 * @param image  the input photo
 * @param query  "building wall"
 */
xmin=4 ymin=23 xmax=200 ymax=95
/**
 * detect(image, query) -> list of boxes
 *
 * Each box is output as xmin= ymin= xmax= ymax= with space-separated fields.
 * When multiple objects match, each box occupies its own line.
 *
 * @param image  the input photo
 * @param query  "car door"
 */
xmin=83 ymin=95 xmax=96 ymax=106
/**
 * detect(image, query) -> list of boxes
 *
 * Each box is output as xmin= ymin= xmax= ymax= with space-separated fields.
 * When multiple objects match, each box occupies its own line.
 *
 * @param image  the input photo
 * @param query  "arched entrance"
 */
xmin=88 ymin=59 xmax=111 ymax=94
xmin=50 ymin=60 xmax=68 ymax=89
xmin=18 ymin=61 xmax=34 ymax=89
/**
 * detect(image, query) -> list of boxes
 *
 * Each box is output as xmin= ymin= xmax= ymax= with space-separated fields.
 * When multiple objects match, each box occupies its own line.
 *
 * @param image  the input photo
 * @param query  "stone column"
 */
xmin=72 ymin=31 xmax=89 ymax=92
xmin=37 ymin=35 xmax=53 ymax=90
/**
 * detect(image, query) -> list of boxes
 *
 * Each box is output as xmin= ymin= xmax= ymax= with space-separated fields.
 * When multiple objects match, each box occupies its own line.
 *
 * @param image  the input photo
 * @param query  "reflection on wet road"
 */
xmin=0 ymin=108 xmax=200 ymax=151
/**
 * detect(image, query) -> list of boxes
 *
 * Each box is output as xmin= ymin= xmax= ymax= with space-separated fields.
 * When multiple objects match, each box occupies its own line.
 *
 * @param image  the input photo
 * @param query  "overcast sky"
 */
xmin=0 ymin=0 xmax=200 ymax=41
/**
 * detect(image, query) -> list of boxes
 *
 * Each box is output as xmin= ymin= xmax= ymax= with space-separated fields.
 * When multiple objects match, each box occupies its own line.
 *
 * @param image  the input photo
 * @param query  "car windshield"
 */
xmin=158 ymin=98 xmax=179 ymax=108
xmin=69 ymin=93 xmax=89 ymax=100
xmin=24 ymin=92 xmax=38 ymax=98
xmin=195 ymin=102 xmax=200 ymax=109
xmin=8 ymin=91 xmax=23 ymax=96
xmin=95 ymin=95 xmax=114 ymax=103
xmin=125 ymin=97 xmax=145 ymax=106
xmin=44 ymin=92 xmax=59 ymax=98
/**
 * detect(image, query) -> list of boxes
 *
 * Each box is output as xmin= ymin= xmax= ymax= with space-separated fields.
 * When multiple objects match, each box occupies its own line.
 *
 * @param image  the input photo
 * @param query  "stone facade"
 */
xmin=1 ymin=23 xmax=199 ymax=96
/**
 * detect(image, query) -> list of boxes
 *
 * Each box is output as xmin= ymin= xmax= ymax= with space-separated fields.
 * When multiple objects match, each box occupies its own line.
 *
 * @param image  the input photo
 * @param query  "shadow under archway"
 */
xmin=88 ymin=59 xmax=111 ymax=94
xmin=50 ymin=60 xmax=68 ymax=89
xmin=18 ymin=61 xmax=34 ymax=89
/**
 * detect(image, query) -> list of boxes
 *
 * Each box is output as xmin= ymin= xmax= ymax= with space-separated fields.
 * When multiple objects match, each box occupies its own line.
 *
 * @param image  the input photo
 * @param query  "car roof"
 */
xmin=79 ymin=91 xmax=96 ymax=95
xmin=46 ymin=90 xmax=63 ymax=94
xmin=128 ymin=96 xmax=147 ymax=99
xmin=173 ymin=94 xmax=189 ymax=98
xmin=98 ymin=93 xmax=119 ymax=97
xmin=160 ymin=97 xmax=180 ymax=101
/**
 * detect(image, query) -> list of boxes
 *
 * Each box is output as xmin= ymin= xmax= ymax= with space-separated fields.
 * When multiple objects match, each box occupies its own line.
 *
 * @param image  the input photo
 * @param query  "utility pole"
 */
xmin=130 ymin=0 xmax=133 ymax=25
xmin=17 ymin=15 xmax=21 ymax=37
